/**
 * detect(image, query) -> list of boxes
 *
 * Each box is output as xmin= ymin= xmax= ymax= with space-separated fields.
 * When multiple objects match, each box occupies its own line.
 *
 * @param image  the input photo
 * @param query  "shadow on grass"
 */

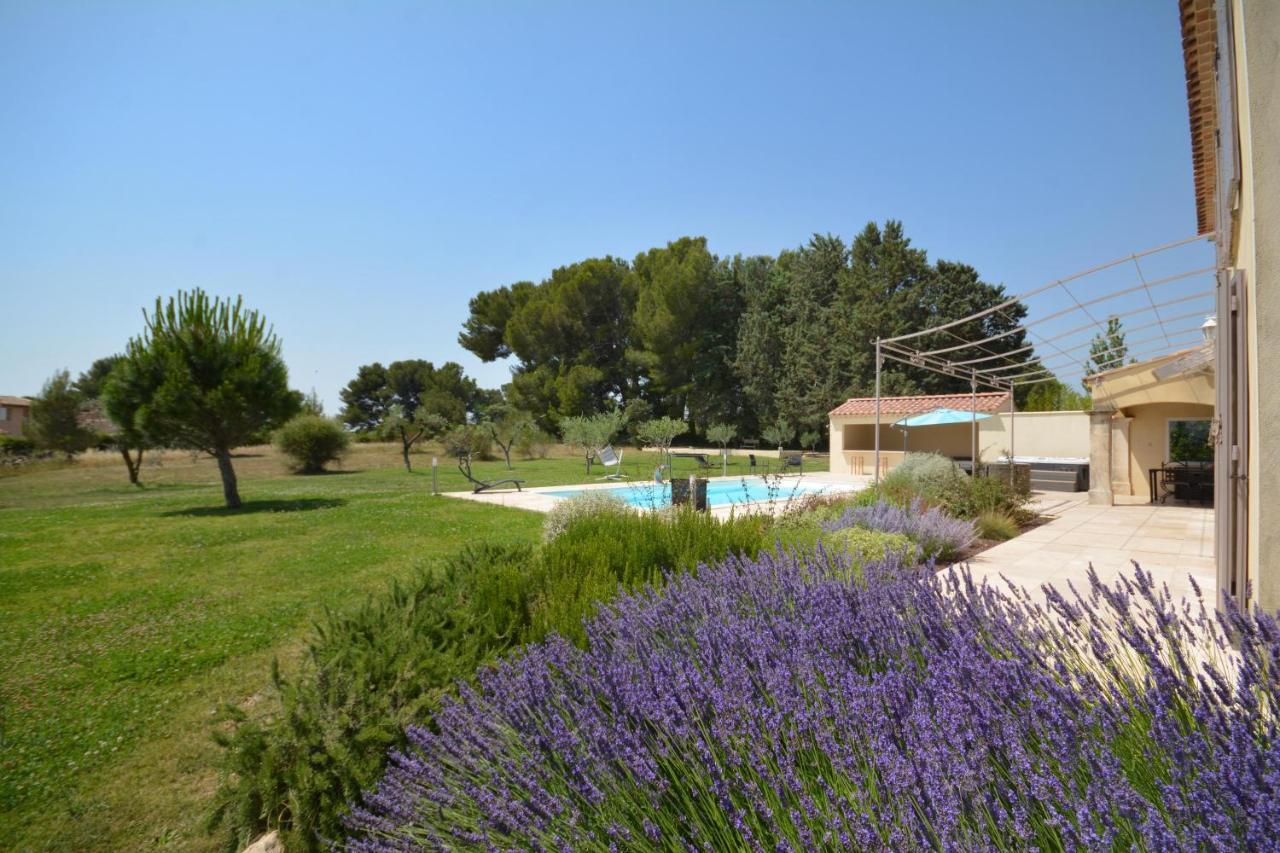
xmin=160 ymin=498 xmax=348 ymax=517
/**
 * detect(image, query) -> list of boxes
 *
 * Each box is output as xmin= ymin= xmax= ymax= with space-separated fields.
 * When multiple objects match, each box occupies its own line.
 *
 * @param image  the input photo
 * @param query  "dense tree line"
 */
xmin=460 ymin=221 xmax=1033 ymax=444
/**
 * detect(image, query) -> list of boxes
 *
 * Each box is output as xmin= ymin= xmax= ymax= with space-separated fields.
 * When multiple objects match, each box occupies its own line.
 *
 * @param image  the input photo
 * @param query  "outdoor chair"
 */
xmin=748 ymin=453 xmax=758 ymax=473
xmin=595 ymin=444 xmax=627 ymax=480
xmin=457 ymin=456 xmax=525 ymax=494
xmin=782 ymin=454 xmax=803 ymax=473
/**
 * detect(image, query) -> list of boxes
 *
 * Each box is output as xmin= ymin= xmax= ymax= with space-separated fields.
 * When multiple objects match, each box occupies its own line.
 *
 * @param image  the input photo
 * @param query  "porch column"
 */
xmin=1088 ymin=408 xmax=1115 ymax=505
xmin=1110 ymin=415 xmax=1133 ymax=497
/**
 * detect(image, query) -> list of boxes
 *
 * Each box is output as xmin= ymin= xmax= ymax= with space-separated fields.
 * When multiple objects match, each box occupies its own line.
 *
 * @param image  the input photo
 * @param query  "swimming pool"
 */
xmin=544 ymin=478 xmax=838 ymax=509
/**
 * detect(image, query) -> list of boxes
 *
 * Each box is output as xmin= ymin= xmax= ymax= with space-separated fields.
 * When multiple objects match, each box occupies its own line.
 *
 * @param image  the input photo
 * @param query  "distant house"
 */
xmin=0 ymin=396 xmax=32 ymax=438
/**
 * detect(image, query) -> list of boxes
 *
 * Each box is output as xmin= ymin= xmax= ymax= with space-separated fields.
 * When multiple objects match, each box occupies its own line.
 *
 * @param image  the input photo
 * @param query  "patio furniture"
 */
xmin=748 ymin=453 xmax=758 ymax=473
xmin=672 ymin=451 xmax=713 ymax=469
xmin=1149 ymin=461 xmax=1213 ymax=505
xmin=781 ymin=454 xmax=803 ymax=473
xmin=595 ymin=444 xmax=627 ymax=480
xmin=457 ymin=456 xmax=525 ymax=494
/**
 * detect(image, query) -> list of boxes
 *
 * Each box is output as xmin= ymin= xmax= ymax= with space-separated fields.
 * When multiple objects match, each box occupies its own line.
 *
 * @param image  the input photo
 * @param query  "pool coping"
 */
xmin=442 ymin=471 xmax=872 ymax=517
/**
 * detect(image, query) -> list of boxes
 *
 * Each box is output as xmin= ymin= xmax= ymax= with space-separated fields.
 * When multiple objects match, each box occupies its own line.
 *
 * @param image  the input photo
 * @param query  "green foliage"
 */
xmin=461 ymin=222 xmax=1031 ymax=436
xmin=799 ymin=430 xmax=820 ymax=451
xmin=821 ymin=526 xmax=916 ymax=564
xmin=531 ymin=509 xmax=771 ymax=645
xmin=208 ymin=543 xmax=536 ymax=852
xmin=483 ymin=404 xmax=533 ymax=469
xmin=1169 ymin=419 xmax=1212 ymax=463
xmin=634 ymin=416 xmax=686 ymax=463
xmin=25 ymin=370 xmax=95 ymax=458
xmin=211 ymin=507 xmax=769 ymax=850
xmin=541 ymin=490 xmax=634 ymax=542
xmin=298 ymin=388 xmax=325 ymax=416
xmin=273 ymin=415 xmax=351 ymax=474
xmin=340 ymin=358 xmax=479 ymax=472
xmin=0 ymin=434 xmax=38 ymax=459
xmin=975 ymin=509 xmax=1021 ymax=541
xmin=559 ymin=411 xmax=624 ymax=473
xmin=761 ymin=417 xmax=793 ymax=450
xmin=1024 ymin=378 xmax=1090 ymax=411
xmin=73 ymin=354 xmax=124 ymax=400
xmin=113 ymin=290 xmax=299 ymax=507
xmin=862 ymin=454 xmax=1032 ymax=523
xmin=705 ymin=422 xmax=736 ymax=448
xmin=1086 ymin=316 xmax=1129 ymax=384
xmin=441 ymin=423 xmax=491 ymax=461
xmin=514 ymin=427 xmax=554 ymax=460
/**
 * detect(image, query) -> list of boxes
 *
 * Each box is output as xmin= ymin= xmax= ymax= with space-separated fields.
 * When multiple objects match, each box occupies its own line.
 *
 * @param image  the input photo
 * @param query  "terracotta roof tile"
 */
xmin=829 ymin=391 xmax=1012 ymax=417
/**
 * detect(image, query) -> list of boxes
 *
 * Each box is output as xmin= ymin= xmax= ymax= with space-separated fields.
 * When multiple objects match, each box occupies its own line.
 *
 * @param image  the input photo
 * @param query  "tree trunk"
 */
xmin=119 ymin=446 xmax=141 ymax=486
xmin=399 ymin=427 xmax=413 ymax=472
xmin=215 ymin=448 xmax=242 ymax=508
xmin=501 ymin=443 xmax=513 ymax=470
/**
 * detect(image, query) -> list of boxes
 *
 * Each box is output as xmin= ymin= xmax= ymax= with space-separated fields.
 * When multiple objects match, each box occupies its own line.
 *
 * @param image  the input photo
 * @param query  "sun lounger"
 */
xmin=457 ymin=457 xmax=525 ymax=493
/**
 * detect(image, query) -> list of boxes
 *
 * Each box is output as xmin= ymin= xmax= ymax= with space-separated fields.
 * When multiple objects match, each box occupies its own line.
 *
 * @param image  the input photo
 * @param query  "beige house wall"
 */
xmin=1233 ymin=0 xmax=1280 ymax=610
xmin=1122 ymin=402 xmax=1215 ymax=501
xmin=828 ymin=410 xmax=1090 ymax=475
xmin=0 ymin=404 xmax=30 ymax=437
xmin=978 ymin=411 xmax=1090 ymax=459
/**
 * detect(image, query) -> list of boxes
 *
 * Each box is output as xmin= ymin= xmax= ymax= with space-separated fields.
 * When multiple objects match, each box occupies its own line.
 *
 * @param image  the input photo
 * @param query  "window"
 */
xmin=0 ymin=406 xmax=7 ymax=421
xmin=1168 ymin=418 xmax=1212 ymax=463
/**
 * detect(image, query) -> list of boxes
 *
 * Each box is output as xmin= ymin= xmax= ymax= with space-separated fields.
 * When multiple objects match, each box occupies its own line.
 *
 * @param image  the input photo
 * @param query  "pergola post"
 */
xmin=874 ymin=338 xmax=882 ymax=483
xmin=970 ymin=373 xmax=977 ymax=472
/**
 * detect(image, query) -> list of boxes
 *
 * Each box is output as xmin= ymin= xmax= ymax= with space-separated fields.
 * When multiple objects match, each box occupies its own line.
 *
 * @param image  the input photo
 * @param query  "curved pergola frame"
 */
xmin=871 ymin=233 xmax=1217 ymax=481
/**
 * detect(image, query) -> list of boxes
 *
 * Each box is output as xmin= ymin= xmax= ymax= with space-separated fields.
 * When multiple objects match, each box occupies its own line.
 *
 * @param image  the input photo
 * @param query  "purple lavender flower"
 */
xmin=342 ymin=551 xmax=1280 ymax=851
xmin=822 ymin=498 xmax=974 ymax=560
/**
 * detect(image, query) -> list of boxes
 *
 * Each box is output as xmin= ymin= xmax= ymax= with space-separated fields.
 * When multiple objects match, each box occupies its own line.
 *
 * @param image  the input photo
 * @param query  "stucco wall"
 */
xmin=829 ymin=410 xmax=1091 ymax=474
xmin=1121 ymin=402 xmax=1215 ymax=501
xmin=978 ymin=411 xmax=1090 ymax=459
xmin=1237 ymin=0 xmax=1280 ymax=610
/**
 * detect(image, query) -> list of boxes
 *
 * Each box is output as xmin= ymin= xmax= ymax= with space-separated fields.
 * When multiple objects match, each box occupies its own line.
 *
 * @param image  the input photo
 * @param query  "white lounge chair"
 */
xmin=595 ymin=444 xmax=627 ymax=480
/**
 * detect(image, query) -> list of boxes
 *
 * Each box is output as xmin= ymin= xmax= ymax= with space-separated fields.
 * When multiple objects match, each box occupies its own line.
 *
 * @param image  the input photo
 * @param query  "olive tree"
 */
xmin=705 ymin=422 xmax=737 ymax=476
xmin=483 ymin=405 xmax=533 ymax=470
xmin=559 ymin=411 xmax=624 ymax=475
xmin=635 ymin=416 xmax=686 ymax=471
xmin=114 ymin=290 xmax=299 ymax=508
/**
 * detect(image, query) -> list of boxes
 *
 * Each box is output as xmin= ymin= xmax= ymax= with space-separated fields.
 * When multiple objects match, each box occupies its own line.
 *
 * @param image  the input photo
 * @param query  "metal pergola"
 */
xmin=872 ymin=233 xmax=1217 ymax=481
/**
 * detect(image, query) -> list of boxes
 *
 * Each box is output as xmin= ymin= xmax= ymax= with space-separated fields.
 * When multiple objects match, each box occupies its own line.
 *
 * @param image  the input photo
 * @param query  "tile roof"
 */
xmin=829 ymin=391 xmax=1012 ymax=417
xmin=1179 ymin=0 xmax=1218 ymax=236
xmin=0 ymin=396 xmax=32 ymax=407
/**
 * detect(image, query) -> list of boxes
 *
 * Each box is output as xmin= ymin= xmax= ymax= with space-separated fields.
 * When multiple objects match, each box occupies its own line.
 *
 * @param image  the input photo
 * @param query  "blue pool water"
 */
xmin=544 ymin=478 xmax=835 ymax=509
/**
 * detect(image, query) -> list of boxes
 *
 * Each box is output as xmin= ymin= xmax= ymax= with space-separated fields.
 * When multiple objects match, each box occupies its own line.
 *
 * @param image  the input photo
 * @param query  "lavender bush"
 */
xmin=344 ymin=549 xmax=1280 ymax=851
xmin=823 ymin=498 xmax=974 ymax=560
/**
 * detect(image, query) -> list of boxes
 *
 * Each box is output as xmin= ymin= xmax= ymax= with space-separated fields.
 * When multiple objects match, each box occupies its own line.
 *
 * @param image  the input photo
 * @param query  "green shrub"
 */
xmin=821 ymin=527 xmax=917 ymax=565
xmin=975 ymin=509 xmax=1020 ymax=541
xmin=535 ymin=509 xmax=771 ymax=644
xmin=0 ymin=434 xmax=37 ymax=458
xmin=515 ymin=428 xmax=555 ymax=459
xmin=273 ymin=415 xmax=350 ymax=474
xmin=207 ymin=542 xmax=535 ymax=851
xmin=210 ymin=509 xmax=770 ymax=850
xmin=542 ymin=490 xmax=633 ymax=542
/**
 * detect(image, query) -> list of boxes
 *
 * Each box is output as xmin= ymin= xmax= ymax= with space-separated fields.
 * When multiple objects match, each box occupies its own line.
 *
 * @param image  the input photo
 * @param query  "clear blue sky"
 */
xmin=0 ymin=1 xmax=1205 ymax=407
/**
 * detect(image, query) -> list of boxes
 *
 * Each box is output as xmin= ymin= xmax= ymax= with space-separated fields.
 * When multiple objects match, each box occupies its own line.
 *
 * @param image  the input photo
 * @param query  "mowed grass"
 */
xmin=0 ymin=442 xmax=690 ymax=851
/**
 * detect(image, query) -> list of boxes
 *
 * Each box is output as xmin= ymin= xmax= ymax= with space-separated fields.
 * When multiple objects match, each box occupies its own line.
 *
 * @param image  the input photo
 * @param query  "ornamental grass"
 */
xmin=345 ymin=550 xmax=1279 ymax=851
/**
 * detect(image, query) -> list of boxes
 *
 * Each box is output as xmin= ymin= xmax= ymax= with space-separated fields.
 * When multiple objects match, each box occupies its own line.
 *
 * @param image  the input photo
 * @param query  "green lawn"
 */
xmin=0 ymin=442 xmax=723 ymax=851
